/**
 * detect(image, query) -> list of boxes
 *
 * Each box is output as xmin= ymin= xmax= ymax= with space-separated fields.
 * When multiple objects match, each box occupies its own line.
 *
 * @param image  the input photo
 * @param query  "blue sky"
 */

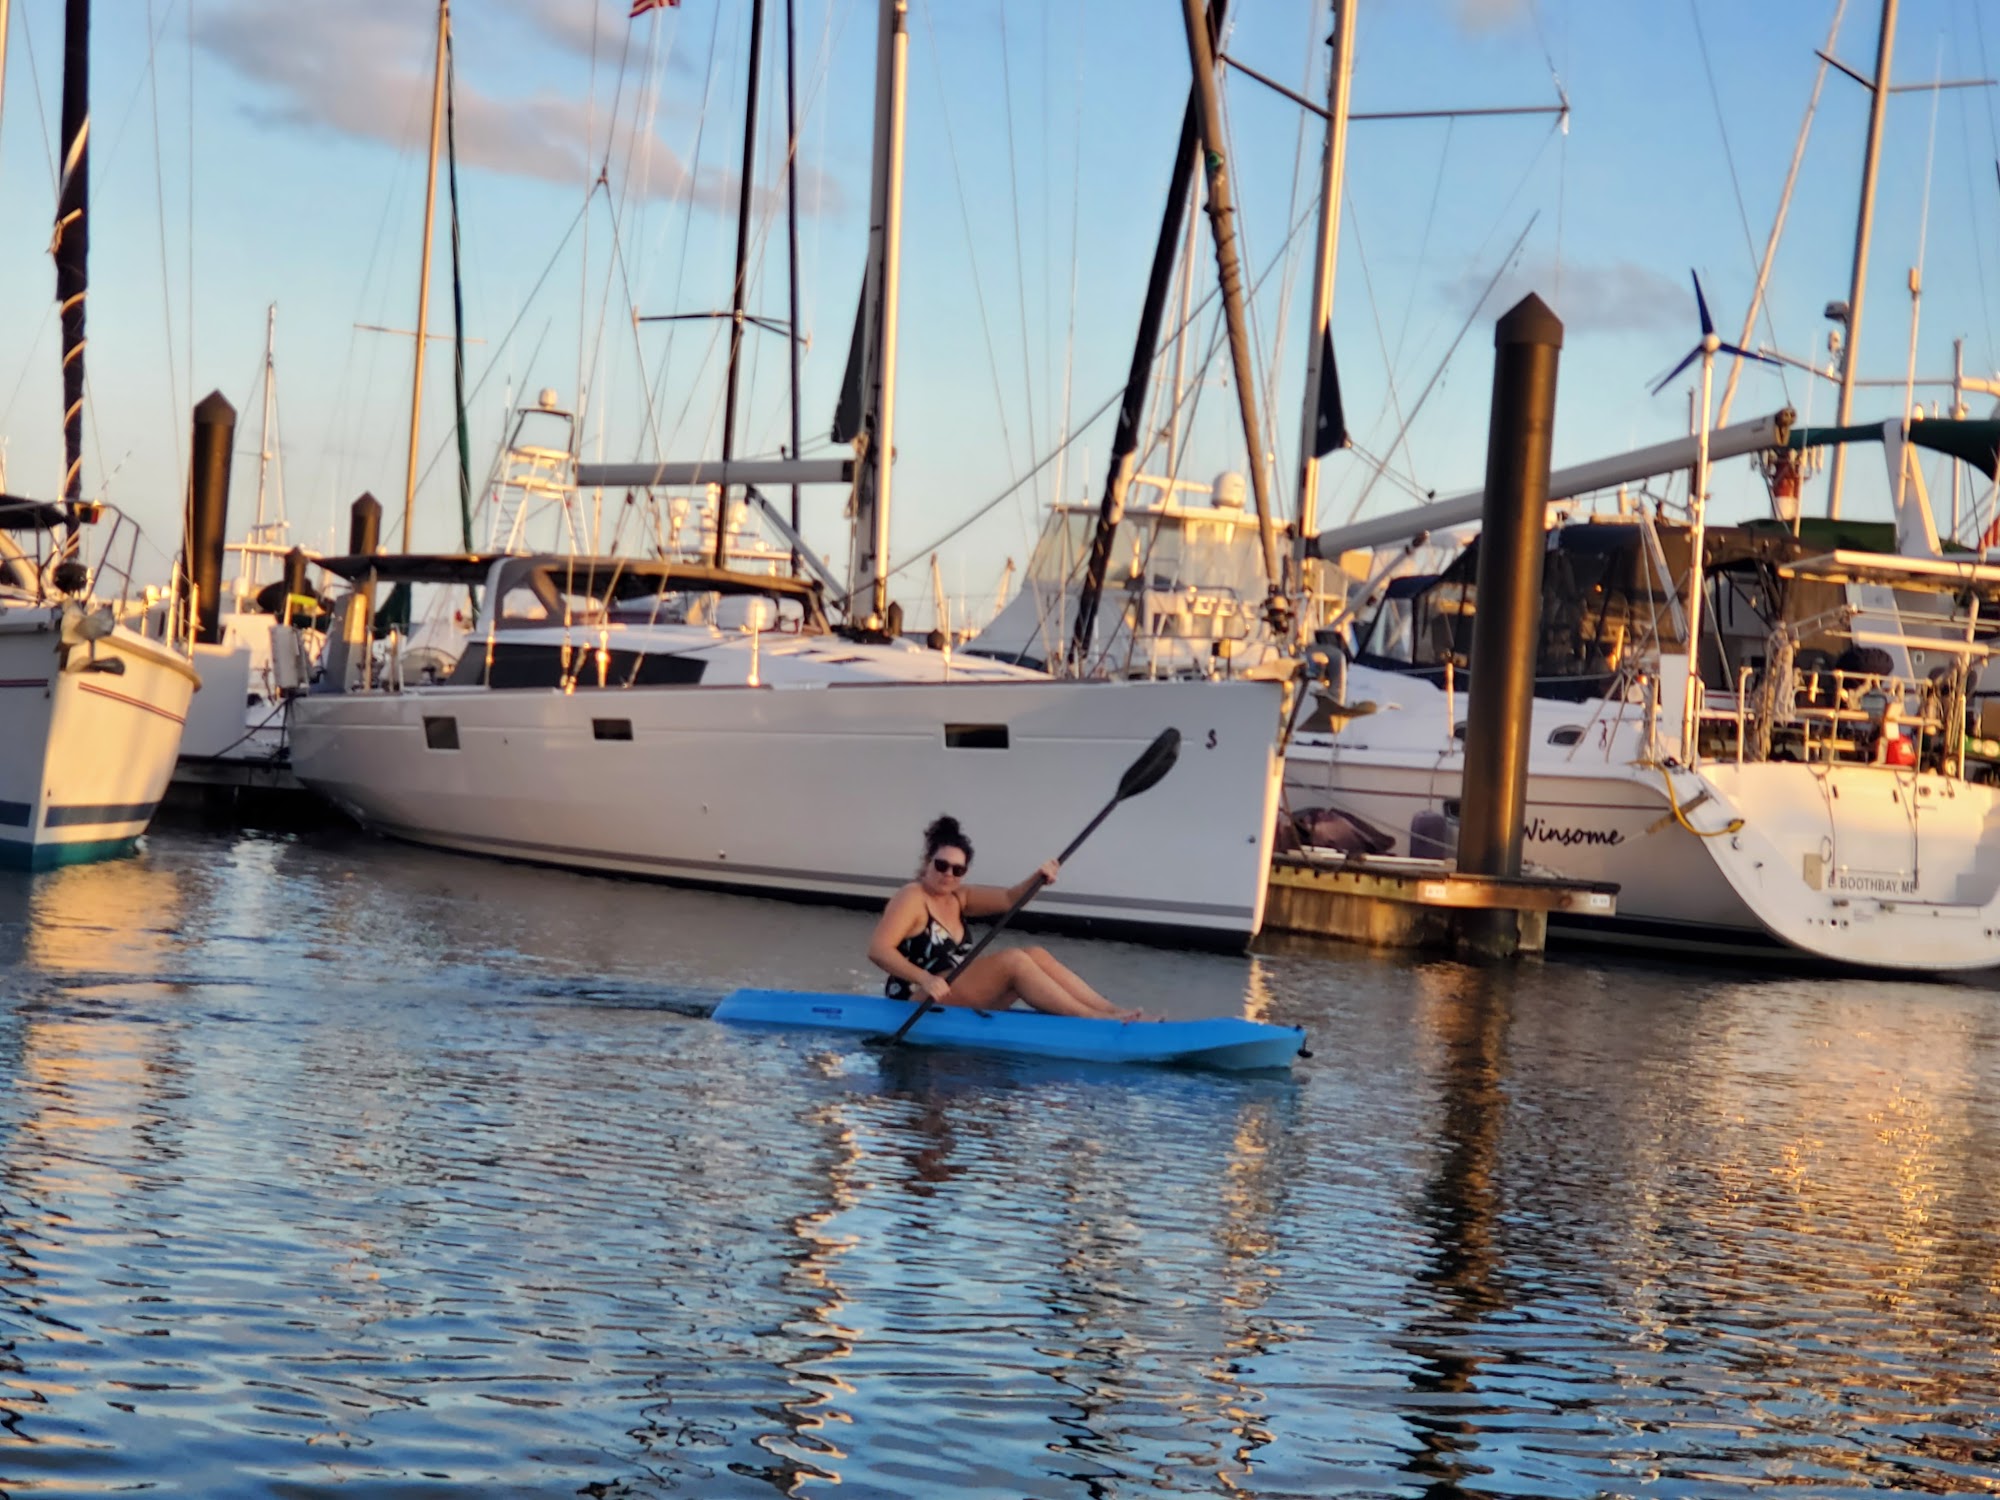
xmin=2 ymin=0 xmax=1999 ymax=610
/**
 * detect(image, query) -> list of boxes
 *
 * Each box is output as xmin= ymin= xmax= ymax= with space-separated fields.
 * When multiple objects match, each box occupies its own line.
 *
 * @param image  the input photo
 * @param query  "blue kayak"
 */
xmin=713 ymin=989 xmax=1306 ymax=1071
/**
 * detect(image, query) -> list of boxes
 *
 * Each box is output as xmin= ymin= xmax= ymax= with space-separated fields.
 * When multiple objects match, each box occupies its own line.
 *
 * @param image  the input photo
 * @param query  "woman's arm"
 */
xmin=960 ymin=858 xmax=1060 ymax=920
xmin=867 ymin=886 xmax=951 ymax=999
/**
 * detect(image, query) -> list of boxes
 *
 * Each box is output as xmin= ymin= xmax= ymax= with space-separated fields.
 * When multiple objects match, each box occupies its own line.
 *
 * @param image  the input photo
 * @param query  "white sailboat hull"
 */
xmin=0 ymin=611 xmax=200 ymax=868
xmin=292 ymin=677 xmax=1284 ymax=944
xmin=1286 ymin=670 xmax=2000 ymax=970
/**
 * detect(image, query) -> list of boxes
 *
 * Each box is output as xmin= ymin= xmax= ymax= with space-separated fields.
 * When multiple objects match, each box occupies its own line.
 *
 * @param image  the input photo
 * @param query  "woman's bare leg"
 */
xmin=947 ymin=949 xmax=1142 ymax=1020
xmin=1020 ymin=947 xmax=1125 ymax=1012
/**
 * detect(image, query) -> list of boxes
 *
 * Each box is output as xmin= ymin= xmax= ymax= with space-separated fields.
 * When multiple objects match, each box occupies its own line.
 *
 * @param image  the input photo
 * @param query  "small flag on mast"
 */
xmin=1313 ymin=327 xmax=1348 ymax=457
xmin=630 ymin=0 xmax=678 ymax=15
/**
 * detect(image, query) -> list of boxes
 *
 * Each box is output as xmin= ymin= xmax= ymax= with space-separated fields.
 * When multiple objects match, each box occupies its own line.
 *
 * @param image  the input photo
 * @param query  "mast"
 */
xmin=1069 ymin=0 xmax=1229 ymax=672
xmin=247 ymin=303 xmax=278 ymax=599
xmin=1827 ymin=0 xmax=1898 ymax=520
xmin=784 ymin=0 xmax=804 ymax=571
xmin=0 ymin=1 xmax=13 ymax=186
xmin=1292 ymin=0 xmax=1356 ymax=649
xmin=849 ymin=0 xmax=908 ymax=623
xmin=446 ymin=24 xmax=474 ymax=555
xmin=1164 ymin=188 xmax=1198 ymax=480
xmin=400 ymin=0 xmax=450 ymax=553
xmin=1680 ymin=348 xmax=1717 ymax=764
xmin=1179 ymin=0 xmax=1287 ymax=632
xmin=54 ymin=0 xmax=88 ymax=519
xmin=716 ymin=0 xmax=768 ymax=568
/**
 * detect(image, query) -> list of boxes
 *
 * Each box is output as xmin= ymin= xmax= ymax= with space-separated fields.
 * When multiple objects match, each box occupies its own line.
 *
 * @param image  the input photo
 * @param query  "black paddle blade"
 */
xmin=1116 ymin=728 xmax=1181 ymax=802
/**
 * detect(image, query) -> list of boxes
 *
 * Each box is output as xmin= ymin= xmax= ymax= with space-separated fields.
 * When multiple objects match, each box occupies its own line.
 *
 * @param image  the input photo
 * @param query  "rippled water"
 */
xmin=0 ymin=824 xmax=1997 ymax=1496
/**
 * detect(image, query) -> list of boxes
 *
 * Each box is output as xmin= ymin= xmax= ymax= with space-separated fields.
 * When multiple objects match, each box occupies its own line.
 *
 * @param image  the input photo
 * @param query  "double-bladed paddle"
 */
xmin=884 ymin=727 xmax=1182 ymax=1045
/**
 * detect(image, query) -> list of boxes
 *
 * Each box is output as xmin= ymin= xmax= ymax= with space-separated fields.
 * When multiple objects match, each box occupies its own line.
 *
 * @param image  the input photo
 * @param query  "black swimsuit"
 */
xmin=886 ymin=910 xmax=974 ymax=1000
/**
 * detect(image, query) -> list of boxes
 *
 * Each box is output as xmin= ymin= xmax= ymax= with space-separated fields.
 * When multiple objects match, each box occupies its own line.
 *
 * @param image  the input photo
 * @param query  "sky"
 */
xmin=2 ymin=0 xmax=2000 ymax=619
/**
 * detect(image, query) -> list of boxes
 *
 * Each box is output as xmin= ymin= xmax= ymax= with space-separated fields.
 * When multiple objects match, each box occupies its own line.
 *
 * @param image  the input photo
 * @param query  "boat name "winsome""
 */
xmin=1524 ymin=818 xmax=1625 ymax=848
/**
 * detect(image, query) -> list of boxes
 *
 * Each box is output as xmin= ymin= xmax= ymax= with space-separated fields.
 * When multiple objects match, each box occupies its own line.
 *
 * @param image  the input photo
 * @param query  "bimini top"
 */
xmin=315 ymin=551 xmax=509 ymax=585
xmin=317 ymin=551 xmax=830 ymax=630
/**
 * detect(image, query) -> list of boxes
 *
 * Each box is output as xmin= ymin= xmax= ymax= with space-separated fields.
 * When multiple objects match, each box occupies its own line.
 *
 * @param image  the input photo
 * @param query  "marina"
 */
xmin=6 ymin=0 xmax=2000 ymax=1489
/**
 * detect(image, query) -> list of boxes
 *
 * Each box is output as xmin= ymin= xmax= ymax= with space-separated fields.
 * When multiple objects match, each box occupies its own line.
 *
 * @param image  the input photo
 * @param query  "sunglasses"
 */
xmin=931 ymin=857 xmax=968 ymax=878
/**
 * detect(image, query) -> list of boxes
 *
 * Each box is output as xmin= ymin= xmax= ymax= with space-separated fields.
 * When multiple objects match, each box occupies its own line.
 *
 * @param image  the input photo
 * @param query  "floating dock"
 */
xmin=1262 ymin=851 xmax=1618 ymax=957
xmin=163 ymin=756 xmax=326 ymax=824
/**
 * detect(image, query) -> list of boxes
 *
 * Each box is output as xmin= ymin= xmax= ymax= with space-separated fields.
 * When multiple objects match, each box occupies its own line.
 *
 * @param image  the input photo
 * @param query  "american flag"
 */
xmin=630 ymin=0 xmax=678 ymax=15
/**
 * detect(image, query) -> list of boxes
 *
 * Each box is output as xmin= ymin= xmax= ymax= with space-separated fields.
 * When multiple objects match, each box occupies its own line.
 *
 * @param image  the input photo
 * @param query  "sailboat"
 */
xmin=0 ymin=0 xmax=200 ymax=868
xmin=1284 ymin=406 xmax=2000 ymax=971
xmin=1274 ymin=0 xmax=2000 ymax=972
xmin=285 ymin=0 xmax=1284 ymax=946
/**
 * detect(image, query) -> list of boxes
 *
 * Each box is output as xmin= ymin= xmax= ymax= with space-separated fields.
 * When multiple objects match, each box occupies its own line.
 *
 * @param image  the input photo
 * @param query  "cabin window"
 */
xmin=470 ymin=642 xmax=707 ymax=690
xmin=593 ymin=718 xmax=633 ymax=742
xmin=423 ymin=716 xmax=460 ymax=750
xmin=1549 ymin=725 xmax=1585 ymax=746
xmin=945 ymin=724 xmax=1010 ymax=749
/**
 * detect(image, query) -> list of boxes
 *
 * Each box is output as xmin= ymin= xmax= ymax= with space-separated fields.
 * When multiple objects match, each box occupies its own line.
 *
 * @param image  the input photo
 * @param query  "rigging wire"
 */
xmin=1688 ymin=0 xmax=1789 ymax=369
xmin=1389 ymin=111 xmax=1563 ymax=417
xmin=1205 ymin=13 xmax=1285 ymax=514
xmin=886 ymin=194 xmax=1318 ymax=579
xmin=996 ymin=4 xmax=1044 ymax=511
xmin=1346 ymin=196 xmax=1423 ymax=505
xmin=745 ymin=0 xmax=848 ymax=468
xmin=1038 ymin=0 xmax=1056 ymax=482
xmin=646 ymin=3 xmax=735 ymax=465
xmin=1318 ymin=107 xmax=1567 ymax=532
xmin=1529 ymin=0 xmax=1569 ymax=298
xmin=1257 ymin=0 xmax=1327 ymax=471
xmin=402 ymin=201 xmax=593 ymax=530
xmin=1965 ymin=0 xmax=2000 ymax=371
xmin=918 ymin=3 xmax=1028 ymax=515
xmin=328 ymin=38 xmax=433 ymax=538
xmin=185 ymin=0 xmax=194 ymax=429
xmin=1051 ymin=0 xmax=1087 ymax=518
xmin=1343 ymin=438 xmax=1440 ymax=508
xmin=143 ymin=0 xmax=183 ymax=489
xmin=1390 ymin=118 xmax=1453 ymax=380
xmin=574 ymin=0 xmax=607 ymax=457
xmin=1341 ymin=212 xmax=1539 ymax=526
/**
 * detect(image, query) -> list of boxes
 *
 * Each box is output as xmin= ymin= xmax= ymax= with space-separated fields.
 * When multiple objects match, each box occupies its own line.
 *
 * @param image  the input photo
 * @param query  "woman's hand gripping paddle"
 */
xmin=885 ymin=728 xmax=1182 ymax=1045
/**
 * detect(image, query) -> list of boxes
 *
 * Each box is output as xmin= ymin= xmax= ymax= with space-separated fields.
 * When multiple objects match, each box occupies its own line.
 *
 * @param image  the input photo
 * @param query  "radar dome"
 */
xmin=1211 ymin=471 xmax=1248 ymax=509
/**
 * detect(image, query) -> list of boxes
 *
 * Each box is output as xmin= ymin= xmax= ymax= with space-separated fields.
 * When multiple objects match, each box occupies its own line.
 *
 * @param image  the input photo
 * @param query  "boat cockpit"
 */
xmin=1345 ymin=517 xmax=2000 ymax=776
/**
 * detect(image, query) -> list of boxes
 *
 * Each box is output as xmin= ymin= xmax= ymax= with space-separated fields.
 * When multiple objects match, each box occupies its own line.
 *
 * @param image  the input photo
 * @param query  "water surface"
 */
xmin=0 ymin=825 xmax=1996 ymax=1496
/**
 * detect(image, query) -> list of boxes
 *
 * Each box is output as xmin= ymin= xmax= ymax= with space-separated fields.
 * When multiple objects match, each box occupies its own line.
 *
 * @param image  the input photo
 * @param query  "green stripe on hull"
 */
xmin=0 ymin=836 xmax=142 ymax=871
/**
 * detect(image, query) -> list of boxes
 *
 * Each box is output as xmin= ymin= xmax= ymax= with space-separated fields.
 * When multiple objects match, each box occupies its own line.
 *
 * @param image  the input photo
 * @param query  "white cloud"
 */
xmin=1443 ymin=256 xmax=1691 ymax=335
xmin=195 ymin=0 xmax=840 ymax=218
xmin=1454 ymin=0 xmax=1538 ymax=33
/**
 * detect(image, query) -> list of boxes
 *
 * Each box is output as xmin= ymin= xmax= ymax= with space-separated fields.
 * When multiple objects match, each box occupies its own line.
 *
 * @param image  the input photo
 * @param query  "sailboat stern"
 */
xmin=1672 ymin=761 xmax=2000 ymax=971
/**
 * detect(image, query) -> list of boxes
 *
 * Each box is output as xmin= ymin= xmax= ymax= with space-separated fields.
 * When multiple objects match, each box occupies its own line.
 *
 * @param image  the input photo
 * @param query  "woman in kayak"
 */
xmin=868 ymin=814 xmax=1146 ymax=1020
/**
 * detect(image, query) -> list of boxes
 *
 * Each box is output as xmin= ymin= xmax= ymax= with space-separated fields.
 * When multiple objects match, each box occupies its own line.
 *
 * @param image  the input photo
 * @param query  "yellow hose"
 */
xmin=1656 ymin=765 xmax=1745 ymax=838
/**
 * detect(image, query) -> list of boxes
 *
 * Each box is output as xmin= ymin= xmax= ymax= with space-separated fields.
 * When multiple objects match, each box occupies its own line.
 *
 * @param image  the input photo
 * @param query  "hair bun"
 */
xmin=922 ymin=814 xmax=973 ymax=864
